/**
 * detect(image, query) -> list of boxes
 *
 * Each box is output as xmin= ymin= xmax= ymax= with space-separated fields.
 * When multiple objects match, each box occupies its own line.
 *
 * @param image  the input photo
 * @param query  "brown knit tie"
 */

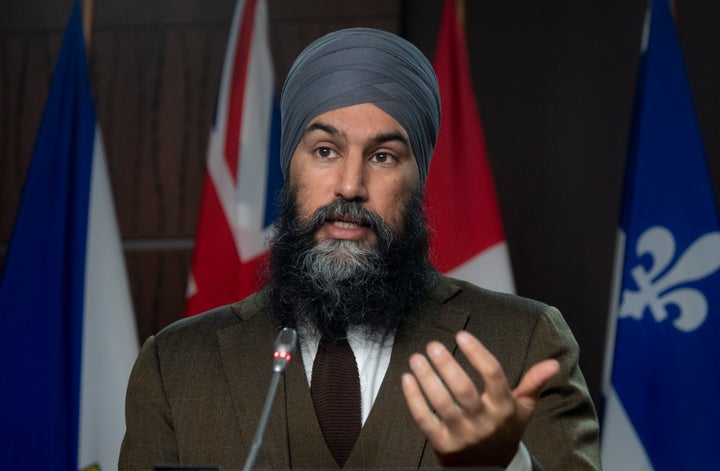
xmin=311 ymin=334 xmax=361 ymax=467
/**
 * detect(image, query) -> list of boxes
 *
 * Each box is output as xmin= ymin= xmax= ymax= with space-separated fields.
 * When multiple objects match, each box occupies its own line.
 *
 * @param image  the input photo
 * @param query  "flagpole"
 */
xmin=454 ymin=0 xmax=465 ymax=28
xmin=670 ymin=0 xmax=677 ymax=22
xmin=82 ymin=0 xmax=94 ymax=48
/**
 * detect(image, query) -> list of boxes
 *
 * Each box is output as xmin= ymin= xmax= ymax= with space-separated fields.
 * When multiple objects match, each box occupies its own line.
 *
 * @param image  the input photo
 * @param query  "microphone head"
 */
xmin=273 ymin=327 xmax=297 ymax=372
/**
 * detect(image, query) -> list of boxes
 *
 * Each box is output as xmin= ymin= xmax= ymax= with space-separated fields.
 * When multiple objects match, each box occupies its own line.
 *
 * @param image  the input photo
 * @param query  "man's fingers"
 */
xmin=407 ymin=352 xmax=463 ymax=421
xmin=401 ymin=372 xmax=444 ymax=439
xmin=424 ymin=341 xmax=482 ymax=412
xmin=455 ymin=331 xmax=512 ymax=403
xmin=512 ymin=359 xmax=560 ymax=418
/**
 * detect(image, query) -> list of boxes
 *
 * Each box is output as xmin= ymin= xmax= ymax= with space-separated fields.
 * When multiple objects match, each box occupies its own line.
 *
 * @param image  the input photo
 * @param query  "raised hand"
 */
xmin=401 ymin=330 xmax=559 ymax=467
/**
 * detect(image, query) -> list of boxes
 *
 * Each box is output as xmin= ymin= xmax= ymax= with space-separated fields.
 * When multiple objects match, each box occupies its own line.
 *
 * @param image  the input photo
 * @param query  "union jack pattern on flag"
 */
xmin=426 ymin=0 xmax=515 ymax=293
xmin=187 ymin=0 xmax=282 ymax=315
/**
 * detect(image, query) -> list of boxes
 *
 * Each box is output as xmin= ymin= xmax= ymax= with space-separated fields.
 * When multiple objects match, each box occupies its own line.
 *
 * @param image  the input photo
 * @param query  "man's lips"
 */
xmin=320 ymin=216 xmax=372 ymax=240
xmin=326 ymin=214 xmax=368 ymax=227
xmin=330 ymin=220 xmax=362 ymax=229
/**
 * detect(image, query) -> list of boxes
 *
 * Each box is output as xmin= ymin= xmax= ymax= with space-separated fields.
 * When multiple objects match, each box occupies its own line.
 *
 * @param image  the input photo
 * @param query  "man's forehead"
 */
xmin=303 ymin=104 xmax=411 ymax=141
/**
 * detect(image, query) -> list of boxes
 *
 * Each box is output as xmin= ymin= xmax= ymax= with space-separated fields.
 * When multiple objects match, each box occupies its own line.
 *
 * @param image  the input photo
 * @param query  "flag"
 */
xmin=0 ymin=3 xmax=138 ymax=470
xmin=601 ymin=1 xmax=720 ymax=469
xmin=425 ymin=0 xmax=515 ymax=293
xmin=186 ymin=0 xmax=282 ymax=316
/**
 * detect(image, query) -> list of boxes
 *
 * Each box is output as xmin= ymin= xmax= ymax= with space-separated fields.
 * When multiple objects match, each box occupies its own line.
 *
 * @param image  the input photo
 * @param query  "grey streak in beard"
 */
xmin=295 ymin=198 xmax=392 ymax=289
xmin=303 ymin=239 xmax=383 ymax=285
xmin=293 ymin=200 xmax=393 ymax=320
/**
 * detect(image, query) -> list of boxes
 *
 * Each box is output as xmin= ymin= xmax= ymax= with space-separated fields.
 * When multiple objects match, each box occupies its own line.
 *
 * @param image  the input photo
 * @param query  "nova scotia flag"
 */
xmin=0 ymin=3 xmax=138 ymax=470
xmin=601 ymin=1 xmax=720 ymax=469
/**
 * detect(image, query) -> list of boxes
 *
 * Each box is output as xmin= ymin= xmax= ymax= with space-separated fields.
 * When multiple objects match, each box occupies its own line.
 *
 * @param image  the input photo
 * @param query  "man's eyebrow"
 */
xmin=303 ymin=122 xmax=341 ymax=137
xmin=370 ymin=131 xmax=410 ymax=148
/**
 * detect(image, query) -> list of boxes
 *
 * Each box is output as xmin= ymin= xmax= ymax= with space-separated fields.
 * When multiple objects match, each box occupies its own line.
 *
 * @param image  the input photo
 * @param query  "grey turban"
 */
xmin=280 ymin=28 xmax=441 ymax=184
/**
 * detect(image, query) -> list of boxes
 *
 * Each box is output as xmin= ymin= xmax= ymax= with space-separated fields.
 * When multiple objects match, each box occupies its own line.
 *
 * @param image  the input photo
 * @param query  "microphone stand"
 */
xmin=242 ymin=328 xmax=297 ymax=471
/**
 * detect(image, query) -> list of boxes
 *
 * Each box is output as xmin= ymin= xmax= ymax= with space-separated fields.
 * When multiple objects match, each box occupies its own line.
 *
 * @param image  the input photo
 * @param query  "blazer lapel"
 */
xmin=216 ymin=305 xmax=292 ymax=470
xmin=217 ymin=298 xmax=336 ymax=470
xmin=346 ymin=276 xmax=470 ymax=468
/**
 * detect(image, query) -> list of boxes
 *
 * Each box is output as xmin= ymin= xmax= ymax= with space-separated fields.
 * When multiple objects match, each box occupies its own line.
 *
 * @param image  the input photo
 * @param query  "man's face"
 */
xmin=288 ymin=103 xmax=420 ymax=248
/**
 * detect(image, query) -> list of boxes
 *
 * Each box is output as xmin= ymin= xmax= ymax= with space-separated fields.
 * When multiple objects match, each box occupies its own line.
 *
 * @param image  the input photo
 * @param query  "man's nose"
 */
xmin=334 ymin=151 xmax=369 ymax=201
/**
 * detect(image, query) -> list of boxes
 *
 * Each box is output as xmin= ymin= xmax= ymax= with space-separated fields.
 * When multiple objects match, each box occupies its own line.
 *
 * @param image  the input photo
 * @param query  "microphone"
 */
xmin=242 ymin=327 xmax=298 ymax=471
xmin=272 ymin=326 xmax=297 ymax=373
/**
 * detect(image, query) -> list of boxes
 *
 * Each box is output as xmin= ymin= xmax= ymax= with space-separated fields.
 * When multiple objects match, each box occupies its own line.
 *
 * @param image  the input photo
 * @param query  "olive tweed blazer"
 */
xmin=119 ymin=275 xmax=600 ymax=470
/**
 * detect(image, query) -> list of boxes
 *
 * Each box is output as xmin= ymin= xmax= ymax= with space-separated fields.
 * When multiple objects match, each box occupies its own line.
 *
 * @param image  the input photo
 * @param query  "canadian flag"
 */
xmin=186 ymin=0 xmax=282 ymax=316
xmin=426 ymin=0 xmax=515 ymax=293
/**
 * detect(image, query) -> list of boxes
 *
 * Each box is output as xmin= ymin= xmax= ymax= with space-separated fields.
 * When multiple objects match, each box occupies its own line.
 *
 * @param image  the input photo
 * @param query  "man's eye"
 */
xmin=314 ymin=147 xmax=335 ymax=158
xmin=371 ymin=152 xmax=395 ymax=164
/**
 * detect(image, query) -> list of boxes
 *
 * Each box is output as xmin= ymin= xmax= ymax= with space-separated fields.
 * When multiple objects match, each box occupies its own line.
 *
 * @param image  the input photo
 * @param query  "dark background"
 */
xmin=1 ymin=0 xmax=719 ymax=410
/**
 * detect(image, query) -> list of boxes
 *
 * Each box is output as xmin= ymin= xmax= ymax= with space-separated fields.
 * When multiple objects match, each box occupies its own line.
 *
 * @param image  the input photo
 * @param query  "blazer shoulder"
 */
xmin=151 ymin=291 xmax=268 ymax=348
xmin=431 ymin=275 xmax=573 ymax=356
xmin=432 ymin=274 xmax=556 ymax=322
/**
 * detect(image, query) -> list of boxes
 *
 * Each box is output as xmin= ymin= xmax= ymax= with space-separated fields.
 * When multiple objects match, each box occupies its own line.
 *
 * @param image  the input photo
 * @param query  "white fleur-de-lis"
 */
xmin=619 ymin=226 xmax=720 ymax=332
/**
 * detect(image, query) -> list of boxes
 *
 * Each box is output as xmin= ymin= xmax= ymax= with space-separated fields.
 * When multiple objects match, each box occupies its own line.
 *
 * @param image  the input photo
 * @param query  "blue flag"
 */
xmin=0 ymin=3 xmax=137 ymax=470
xmin=601 ymin=1 xmax=720 ymax=469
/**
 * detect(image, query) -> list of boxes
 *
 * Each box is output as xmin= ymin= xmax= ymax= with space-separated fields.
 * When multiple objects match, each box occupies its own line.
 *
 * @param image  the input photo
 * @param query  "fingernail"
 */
xmin=456 ymin=331 xmax=470 ymax=345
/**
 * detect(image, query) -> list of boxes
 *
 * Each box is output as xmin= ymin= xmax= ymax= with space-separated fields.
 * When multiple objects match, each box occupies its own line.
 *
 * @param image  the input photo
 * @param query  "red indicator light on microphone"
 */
xmin=274 ymin=351 xmax=292 ymax=362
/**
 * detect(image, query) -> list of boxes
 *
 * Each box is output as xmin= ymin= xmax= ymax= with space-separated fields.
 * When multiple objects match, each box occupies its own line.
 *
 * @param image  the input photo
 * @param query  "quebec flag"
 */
xmin=0 ymin=3 xmax=138 ymax=470
xmin=601 ymin=0 xmax=720 ymax=469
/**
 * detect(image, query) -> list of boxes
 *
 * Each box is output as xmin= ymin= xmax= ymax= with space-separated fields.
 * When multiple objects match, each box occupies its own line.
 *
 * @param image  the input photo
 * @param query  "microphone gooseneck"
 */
xmin=242 ymin=327 xmax=297 ymax=471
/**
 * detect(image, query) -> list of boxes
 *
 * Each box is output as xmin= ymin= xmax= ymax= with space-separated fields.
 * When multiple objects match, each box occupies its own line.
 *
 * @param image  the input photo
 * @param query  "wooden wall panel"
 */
xmin=0 ymin=34 xmax=64 ymax=241
xmin=125 ymin=249 xmax=193 ymax=343
xmin=90 ymin=27 xmax=224 ymax=238
xmin=269 ymin=0 xmax=400 ymax=88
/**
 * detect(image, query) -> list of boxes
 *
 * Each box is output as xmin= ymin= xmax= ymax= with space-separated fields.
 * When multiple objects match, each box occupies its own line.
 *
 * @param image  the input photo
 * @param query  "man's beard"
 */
xmin=263 ymin=186 xmax=433 ymax=340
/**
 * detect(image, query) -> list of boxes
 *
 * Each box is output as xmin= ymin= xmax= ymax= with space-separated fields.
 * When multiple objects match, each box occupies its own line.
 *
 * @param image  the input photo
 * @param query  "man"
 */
xmin=120 ymin=28 xmax=600 ymax=470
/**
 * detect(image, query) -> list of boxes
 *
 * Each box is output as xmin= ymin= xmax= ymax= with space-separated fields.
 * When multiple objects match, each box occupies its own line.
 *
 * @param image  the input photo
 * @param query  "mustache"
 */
xmin=298 ymin=199 xmax=393 ymax=247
